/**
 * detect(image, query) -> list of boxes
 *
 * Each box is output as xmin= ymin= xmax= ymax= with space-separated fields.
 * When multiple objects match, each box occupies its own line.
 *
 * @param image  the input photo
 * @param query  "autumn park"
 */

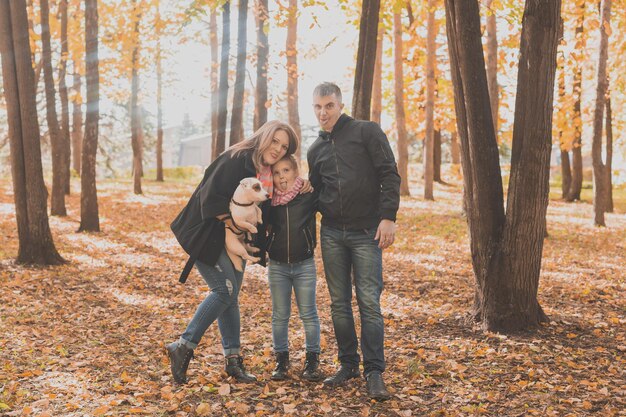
xmin=1 ymin=0 xmax=625 ymax=415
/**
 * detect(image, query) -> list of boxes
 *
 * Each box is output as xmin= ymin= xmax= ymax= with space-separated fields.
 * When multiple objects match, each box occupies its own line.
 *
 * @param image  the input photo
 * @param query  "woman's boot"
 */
xmin=271 ymin=352 xmax=290 ymax=380
xmin=225 ymin=355 xmax=257 ymax=383
xmin=166 ymin=341 xmax=194 ymax=384
xmin=301 ymin=351 xmax=323 ymax=381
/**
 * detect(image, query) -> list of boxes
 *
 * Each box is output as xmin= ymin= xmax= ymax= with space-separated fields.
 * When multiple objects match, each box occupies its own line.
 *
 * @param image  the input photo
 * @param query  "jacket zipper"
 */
xmin=331 ymin=138 xmax=344 ymax=229
xmin=303 ymin=228 xmax=312 ymax=253
xmin=286 ymin=205 xmax=290 ymax=263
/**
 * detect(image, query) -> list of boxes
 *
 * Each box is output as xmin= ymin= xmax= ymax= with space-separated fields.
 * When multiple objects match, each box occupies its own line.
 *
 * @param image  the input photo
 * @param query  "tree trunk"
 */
xmin=605 ymin=93 xmax=613 ymax=213
xmin=0 ymin=0 xmax=64 ymax=264
xmin=41 ymin=0 xmax=67 ymax=216
xmin=72 ymin=69 xmax=83 ymax=175
xmin=591 ymin=0 xmax=611 ymax=227
xmin=156 ymin=1 xmax=163 ymax=182
xmin=424 ymin=0 xmax=436 ymax=200
xmin=130 ymin=0 xmax=143 ymax=195
xmin=393 ymin=13 xmax=410 ymax=197
xmin=445 ymin=0 xmax=559 ymax=332
xmin=59 ymin=0 xmax=71 ymax=195
xmin=79 ymin=0 xmax=100 ymax=232
xmin=371 ymin=19 xmax=383 ymax=124
xmin=352 ymin=0 xmax=380 ymax=120
xmin=286 ymin=0 xmax=301 ymax=159
xmin=450 ymin=131 xmax=460 ymax=165
xmin=567 ymin=0 xmax=585 ymax=202
xmin=561 ymin=149 xmax=571 ymax=199
xmin=214 ymin=1 xmax=230 ymax=160
xmin=230 ymin=0 xmax=248 ymax=146
xmin=209 ymin=8 xmax=219 ymax=160
xmin=499 ymin=0 xmax=560 ymax=330
xmin=556 ymin=25 xmax=571 ymax=199
xmin=253 ymin=0 xmax=269 ymax=131
xmin=434 ymin=129 xmax=442 ymax=183
xmin=485 ymin=0 xmax=498 ymax=133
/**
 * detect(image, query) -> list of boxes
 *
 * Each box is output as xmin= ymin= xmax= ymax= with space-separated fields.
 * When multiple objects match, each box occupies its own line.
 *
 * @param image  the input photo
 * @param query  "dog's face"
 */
xmin=238 ymin=177 xmax=270 ymax=203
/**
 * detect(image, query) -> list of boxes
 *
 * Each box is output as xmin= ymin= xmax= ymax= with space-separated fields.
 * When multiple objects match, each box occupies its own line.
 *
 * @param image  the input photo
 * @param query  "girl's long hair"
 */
xmin=228 ymin=120 xmax=299 ymax=171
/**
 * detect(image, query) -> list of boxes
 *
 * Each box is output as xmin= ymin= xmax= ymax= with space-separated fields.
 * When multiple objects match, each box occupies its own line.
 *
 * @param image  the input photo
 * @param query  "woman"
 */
xmin=167 ymin=120 xmax=299 ymax=384
xmin=266 ymin=155 xmax=323 ymax=382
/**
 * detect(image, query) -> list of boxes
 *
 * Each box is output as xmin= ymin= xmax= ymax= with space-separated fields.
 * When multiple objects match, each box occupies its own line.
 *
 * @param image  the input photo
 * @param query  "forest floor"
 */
xmin=0 ymin=169 xmax=625 ymax=417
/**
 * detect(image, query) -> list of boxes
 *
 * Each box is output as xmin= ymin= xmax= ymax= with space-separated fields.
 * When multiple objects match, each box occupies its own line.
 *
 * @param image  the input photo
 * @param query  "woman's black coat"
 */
xmin=171 ymin=149 xmax=265 ymax=283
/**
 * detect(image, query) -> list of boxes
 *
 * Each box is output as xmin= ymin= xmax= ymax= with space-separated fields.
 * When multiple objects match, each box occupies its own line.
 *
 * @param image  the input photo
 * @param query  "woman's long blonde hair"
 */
xmin=228 ymin=120 xmax=299 ymax=171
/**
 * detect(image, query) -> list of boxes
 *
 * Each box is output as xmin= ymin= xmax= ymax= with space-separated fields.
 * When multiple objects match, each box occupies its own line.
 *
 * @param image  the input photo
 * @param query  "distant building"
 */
xmin=178 ymin=133 xmax=212 ymax=167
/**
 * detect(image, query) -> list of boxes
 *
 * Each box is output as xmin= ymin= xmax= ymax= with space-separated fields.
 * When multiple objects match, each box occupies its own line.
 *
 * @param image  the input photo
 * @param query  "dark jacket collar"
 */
xmin=319 ymin=113 xmax=352 ymax=140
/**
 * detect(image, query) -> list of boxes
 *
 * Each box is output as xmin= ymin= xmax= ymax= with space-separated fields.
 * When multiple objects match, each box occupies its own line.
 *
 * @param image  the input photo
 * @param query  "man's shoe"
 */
xmin=225 ymin=355 xmax=257 ymax=383
xmin=323 ymin=365 xmax=360 ymax=387
xmin=301 ymin=351 xmax=324 ymax=382
xmin=271 ymin=351 xmax=290 ymax=381
xmin=366 ymin=371 xmax=391 ymax=401
xmin=166 ymin=341 xmax=194 ymax=384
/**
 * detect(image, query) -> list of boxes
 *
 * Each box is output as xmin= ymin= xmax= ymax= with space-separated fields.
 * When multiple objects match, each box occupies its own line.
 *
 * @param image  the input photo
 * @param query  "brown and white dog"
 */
xmin=225 ymin=177 xmax=269 ymax=272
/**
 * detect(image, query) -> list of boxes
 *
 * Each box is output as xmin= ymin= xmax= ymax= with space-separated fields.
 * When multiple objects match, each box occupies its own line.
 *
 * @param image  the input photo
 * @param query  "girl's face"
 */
xmin=272 ymin=159 xmax=298 ymax=192
xmin=262 ymin=129 xmax=290 ymax=166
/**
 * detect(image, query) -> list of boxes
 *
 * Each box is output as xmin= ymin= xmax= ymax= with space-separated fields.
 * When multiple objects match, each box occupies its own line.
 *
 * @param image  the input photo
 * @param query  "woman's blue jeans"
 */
xmin=179 ymin=250 xmax=244 ymax=356
xmin=320 ymin=225 xmax=385 ymax=375
xmin=268 ymin=256 xmax=321 ymax=353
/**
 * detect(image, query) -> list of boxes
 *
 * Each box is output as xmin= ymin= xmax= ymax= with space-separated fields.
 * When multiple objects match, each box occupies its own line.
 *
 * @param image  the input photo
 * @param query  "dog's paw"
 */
xmin=248 ymin=226 xmax=258 ymax=234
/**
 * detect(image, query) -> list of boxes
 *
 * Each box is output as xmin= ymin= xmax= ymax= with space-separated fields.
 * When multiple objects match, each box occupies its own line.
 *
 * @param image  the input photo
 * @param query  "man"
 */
xmin=307 ymin=82 xmax=400 ymax=400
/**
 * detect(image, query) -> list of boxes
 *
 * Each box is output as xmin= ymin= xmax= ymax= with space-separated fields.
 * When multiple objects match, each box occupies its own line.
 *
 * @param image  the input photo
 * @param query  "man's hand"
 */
xmin=300 ymin=179 xmax=314 ymax=194
xmin=374 ymin=219 xmax=396 ymax=249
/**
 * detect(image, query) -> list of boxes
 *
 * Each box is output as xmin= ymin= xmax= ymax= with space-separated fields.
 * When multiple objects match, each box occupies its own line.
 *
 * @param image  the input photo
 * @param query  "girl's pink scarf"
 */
xmin=272 ymin=177 xmax=304 ymax=206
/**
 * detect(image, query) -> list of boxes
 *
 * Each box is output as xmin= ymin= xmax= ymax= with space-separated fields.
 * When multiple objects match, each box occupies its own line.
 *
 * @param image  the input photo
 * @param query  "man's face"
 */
xmin=313 ymin=93 xmax=344 ymax=132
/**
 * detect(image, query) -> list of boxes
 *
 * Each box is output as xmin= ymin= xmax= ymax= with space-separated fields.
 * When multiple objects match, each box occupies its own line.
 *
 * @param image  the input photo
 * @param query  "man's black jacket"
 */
xmin=307 ymin=114 xmax=401 ymax=231
xmin=266 ymin=192 xmax=317 ymax=264
xmin=170 ymin=149 xmax=267 ymax=282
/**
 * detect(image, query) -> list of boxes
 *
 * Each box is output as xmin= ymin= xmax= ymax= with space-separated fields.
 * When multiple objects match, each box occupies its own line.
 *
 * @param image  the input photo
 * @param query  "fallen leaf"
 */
xmin=218 ymin=383 xmax=231 ymax=395
xmin=93 ymin=406 xmax=109 ymax=416
xmin=196 ymin=403 xmax=211 ymax=416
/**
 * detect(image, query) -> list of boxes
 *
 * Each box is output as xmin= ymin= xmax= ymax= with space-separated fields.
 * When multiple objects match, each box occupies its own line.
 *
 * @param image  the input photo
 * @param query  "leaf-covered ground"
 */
xmin=1 ymin=170 xmax=624 ymax=416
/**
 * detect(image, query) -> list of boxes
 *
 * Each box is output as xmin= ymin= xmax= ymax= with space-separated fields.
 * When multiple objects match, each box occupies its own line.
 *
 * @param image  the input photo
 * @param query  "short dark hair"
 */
xmin=313 ymin=82 xmax=342 ymax=102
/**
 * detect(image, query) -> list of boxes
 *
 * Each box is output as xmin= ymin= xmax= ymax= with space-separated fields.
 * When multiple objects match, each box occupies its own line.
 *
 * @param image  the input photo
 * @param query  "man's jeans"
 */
xmin=320 ymin=225 xmax=385 ymax=375
xmin=180 ymin=250 xmax=244 ymax=356
xmin=268 ymin=256 xmax=321 ymax=353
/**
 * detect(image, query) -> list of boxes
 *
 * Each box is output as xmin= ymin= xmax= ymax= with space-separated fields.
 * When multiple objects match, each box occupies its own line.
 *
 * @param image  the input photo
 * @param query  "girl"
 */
xmin=266 ymin=155 xmax=323 ymax=381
